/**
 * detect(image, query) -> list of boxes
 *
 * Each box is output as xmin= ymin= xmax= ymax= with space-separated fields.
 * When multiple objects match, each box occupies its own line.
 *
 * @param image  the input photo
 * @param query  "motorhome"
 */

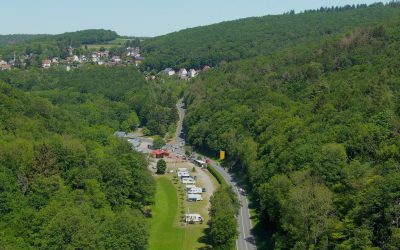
xmin=188 ymin=187 xmax=203 ymax=194
xmin=185 ymin=185 xmax=196 ymax=191
xmin=178 ymin=171 xmax=190 ymax=178
xmin=185 ymin=214 xmax=203 ymax=223
xmin=187 ymin=194 xmax=203 ymax=201
xmin=182 ymin=178 xmax=195 ymax=184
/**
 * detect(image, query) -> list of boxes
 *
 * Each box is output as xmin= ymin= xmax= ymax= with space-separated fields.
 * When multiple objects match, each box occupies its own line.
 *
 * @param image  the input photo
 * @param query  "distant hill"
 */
xmin=0 ymin=34 xmax=50 ymax=46
xmin=0 ymin=29 xmax=120 ymax=61
xmin=141 ymin=2 xmax=400 ymax=70
xmin=53 ymin=29 xmax=119 ymax=45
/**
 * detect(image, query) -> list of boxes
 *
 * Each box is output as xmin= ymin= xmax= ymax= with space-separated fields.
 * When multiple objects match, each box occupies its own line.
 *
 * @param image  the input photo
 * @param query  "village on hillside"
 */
xmin=0 ymin=45 xmax=210 ymax=80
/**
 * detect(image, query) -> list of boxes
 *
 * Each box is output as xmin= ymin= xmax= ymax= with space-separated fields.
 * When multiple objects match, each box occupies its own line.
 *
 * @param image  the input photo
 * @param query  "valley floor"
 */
xmin=148 ymin=175 xmax=210 ymax=250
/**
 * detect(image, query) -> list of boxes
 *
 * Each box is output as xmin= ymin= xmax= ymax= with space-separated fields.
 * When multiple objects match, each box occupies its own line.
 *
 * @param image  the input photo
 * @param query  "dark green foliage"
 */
xmin=0 ymin=66 xmax=181 ymax=136
xmin=142 ymin=3 xmax=400 ymax=71
xmin=54 ymin=29 xmax=118 ymax=45
xmin=0 ymin=34 xmax=50 ymax=46
xmin=0 ymin=65 xmax=183 ymax=249
xmin=183 ymin=16 xmax=400 ymax=249
xmin=207 ymin=164 xmax=228 ymax=186
xmin=156 ymin=159 xmax=167 ymax=175
xmin=153 ymin=136 xmax=166 ymax=149
xmin=209 ymin=187 xmax=239 ymax=249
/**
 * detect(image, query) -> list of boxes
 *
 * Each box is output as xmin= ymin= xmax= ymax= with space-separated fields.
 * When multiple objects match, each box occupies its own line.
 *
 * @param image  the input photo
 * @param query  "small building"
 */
xmin=52 ymin=57 xmax=59 ymax=64
xmin=0 ymin=64 xmax=11 ymax=71
xmin=188 ymin=69 xmax=197 ymax=78
xmin=112 ymin=56 xmax=121 ymax=64
xmin=134 ymin=56 xmax=145 ymax=67
xmin=185 ymin=214 xmax=203 ymax=223
xmin=80 ymin=55 xmax=87 ymax=62
xmin=0 ymin=60 xmax=8 ymax=65
xmin=163 ymin=68 xmax=175 ymax=76
xmin=152 ymin=149 xmax=169 ymax=158
xmin=42 ymin=59 xmax=51 ymax=68
xmin=203 ymin=65 xmax=211 ymax=71
xmin=179 ymin=68 xmax=188 ymax=76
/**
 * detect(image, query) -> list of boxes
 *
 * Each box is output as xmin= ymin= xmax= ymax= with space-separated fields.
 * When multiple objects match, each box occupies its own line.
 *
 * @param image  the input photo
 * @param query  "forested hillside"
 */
xmin=0 ymin=29 xmax=118 ymax=61
xmin=141 ymin=2 xmax=400 ymax=71
xmin=0 ymin=66 xmax=182 ymax=249
xmin=0 ymin=34 xmax=49 ymax=46
xmin=184 ymin=16 xmax=400 ymax=249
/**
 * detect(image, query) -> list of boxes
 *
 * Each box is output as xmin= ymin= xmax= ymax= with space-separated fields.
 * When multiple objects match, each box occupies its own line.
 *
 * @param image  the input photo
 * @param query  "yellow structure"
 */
xmin=220 ymin=151 xmax=225 ymax=160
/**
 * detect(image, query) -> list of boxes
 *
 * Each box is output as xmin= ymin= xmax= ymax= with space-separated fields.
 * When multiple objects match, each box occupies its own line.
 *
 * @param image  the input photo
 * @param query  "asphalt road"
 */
xmin=174 ymin=98 xmax=256 ymax=250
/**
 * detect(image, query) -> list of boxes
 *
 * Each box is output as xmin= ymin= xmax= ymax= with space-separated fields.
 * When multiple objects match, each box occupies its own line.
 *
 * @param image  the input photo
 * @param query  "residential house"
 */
xmin=80 ymin=55 xmax=87 ymax=62
xmin=134 ymin=56 xmax=145 ymax=66
xmin=189 ymin=69 xmax=197 ymax=78
xmin=163 ymin=68 xmax=175 ymax=76
xmin=99 ymin=51 xmax=109 ymax=57
xmin=52 ymin=57 xmax=59 ymax=64
xmin=0 ymin=64 xmax=11 ymax=71
xmin=112 ymin=56 xmax=121 ymax=64
xmin=179 ymin=68 xmax=188 ymax=78
xmin=0 ymin=60 xmax=7 ymax=65
xmin=42 ymin=59 xmax=51 ymax=68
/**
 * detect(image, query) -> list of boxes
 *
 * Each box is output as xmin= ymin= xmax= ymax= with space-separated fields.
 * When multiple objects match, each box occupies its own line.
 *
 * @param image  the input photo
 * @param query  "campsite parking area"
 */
xmin=148 ymin=158 xmax=217 ymax=250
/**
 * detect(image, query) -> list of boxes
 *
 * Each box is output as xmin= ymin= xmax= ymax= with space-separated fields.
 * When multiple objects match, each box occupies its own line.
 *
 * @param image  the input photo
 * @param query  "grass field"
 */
xmin=149 ymin=176 xmax=208 ymax=250
xmin=83 ymin=38 xmax=129 ymax=50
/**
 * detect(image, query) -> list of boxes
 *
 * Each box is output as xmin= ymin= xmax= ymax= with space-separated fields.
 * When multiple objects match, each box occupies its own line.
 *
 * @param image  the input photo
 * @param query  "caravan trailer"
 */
xmin=178 ymin=171 xmax=190 ymax=178
xmin=188 ymin=187 xmax=203 ymax=194
xmin=187 ymin=194 xmax=203 ymax=201
xmin=185 ymin=185 xmax=197 ymax=191
xmin=185 ymin=214 xmax=203 ymax=223
xmin=182 ymin=178 xmax=195 ymax=184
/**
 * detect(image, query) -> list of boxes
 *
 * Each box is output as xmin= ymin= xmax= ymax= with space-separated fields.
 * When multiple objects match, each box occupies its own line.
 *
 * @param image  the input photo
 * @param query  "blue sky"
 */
xmin=0 ymin=0 xmax=387 ymax=37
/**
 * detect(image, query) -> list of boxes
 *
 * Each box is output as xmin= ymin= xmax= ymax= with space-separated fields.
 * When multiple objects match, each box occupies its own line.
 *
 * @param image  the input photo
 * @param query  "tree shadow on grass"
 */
xmin=197 ymin=227 xmax=212 ymax=250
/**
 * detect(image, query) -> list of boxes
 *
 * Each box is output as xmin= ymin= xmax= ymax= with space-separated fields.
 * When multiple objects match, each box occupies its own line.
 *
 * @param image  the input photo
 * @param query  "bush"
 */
xmin=156 ymin=160 xmax=167 ymax=174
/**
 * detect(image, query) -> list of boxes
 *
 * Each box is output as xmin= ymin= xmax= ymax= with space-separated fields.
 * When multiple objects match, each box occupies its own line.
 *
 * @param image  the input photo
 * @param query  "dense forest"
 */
xmin=0 ymin=66 xmax=182 ymax=249
xmin=141 ymin=2 xmax=400 ymax=71
xmin=183 ymin=12 xmax=400 ymax=250
xmin=0 ymin=34 xmax=50 ymax=46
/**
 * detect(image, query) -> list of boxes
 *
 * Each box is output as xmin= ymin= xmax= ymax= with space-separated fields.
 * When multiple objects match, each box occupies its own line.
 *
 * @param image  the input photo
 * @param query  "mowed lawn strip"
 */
xmin=149 ymin=176 xmax=185 ymax=250
xmin=149 ymin=174 xmax=209 ymax=250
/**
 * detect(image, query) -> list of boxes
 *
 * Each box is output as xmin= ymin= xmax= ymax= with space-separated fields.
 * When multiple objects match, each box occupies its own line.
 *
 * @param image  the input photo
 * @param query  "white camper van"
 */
xmin=185 ymin=185 xmax=196 ymax=191
xmin=185 ymin=214 xmax=203 ymax=223
xmin=182 ymin=178 xmax=195 ymax=184
xmin=188 ymin=187 xmax=203 ymax=194
xmin=187 ymin=194 xmax=203 ymax=201
xmin=178 ymin=171 xmax=190 ymax=178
